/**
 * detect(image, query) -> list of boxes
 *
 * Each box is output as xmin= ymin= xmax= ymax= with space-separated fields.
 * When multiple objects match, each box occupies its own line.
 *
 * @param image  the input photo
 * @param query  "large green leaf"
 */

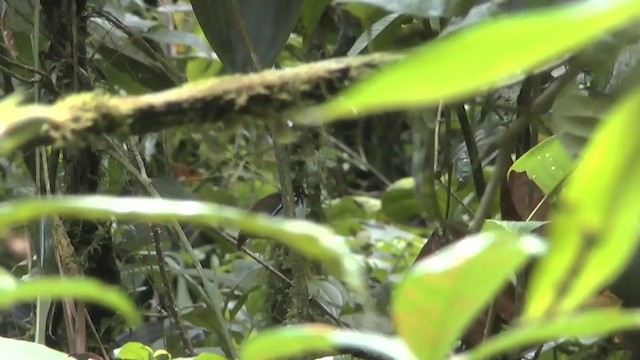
xmin=0 ymin=196 xmax=363 ymax=292
xmin=525 ymin=88 xmax=640 ymax=319
xmin=309 ymin=0 xmax=640 ymax=123
xmin=240 ymin=324 xmax=415 ymax=360
xmin=466 ymin=309 xmax=640 ymax=359
xmin=392 ymin=231 xmax=545 ymax=360
xmin=510 ymin=136 xmax=573 ymax=194
xmin=0 ymin=269 xmax=140 ymax=325
xmin=0 ymin=336 xmax=69 ymax=360
xmin=191 ymin=0 xmax=303 ymax=73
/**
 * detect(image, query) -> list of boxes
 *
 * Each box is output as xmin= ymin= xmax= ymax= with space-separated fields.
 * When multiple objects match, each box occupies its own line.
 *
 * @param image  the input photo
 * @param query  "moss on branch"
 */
xmin=0 ymin=53 xmax=401 ymax=154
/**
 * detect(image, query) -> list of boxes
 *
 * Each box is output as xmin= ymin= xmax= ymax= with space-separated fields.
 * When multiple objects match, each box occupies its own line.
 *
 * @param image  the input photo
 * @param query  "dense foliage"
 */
xmin=1 ymin=1 xmax=640 ymax=360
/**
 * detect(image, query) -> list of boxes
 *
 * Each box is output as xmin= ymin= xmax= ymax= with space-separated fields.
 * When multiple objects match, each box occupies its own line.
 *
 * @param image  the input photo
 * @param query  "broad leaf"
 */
xmin=0 ymin=336 xmax=68 ymax=360
xmin=191 ymin=0 xmax=303 ymax=73
xmin=525 ymin=88 xmax=640 ymax=319
xmin=240 ymin=324 xmax=415 ymax=360
xmin=392 ymin=231 xmax=545 ymax=360
xmin=311 ymin=0 xmax=640 ymax=123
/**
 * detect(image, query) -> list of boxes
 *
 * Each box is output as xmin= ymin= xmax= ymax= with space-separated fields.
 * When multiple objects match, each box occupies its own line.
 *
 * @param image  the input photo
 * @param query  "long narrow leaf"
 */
xmin=0 ymin=195 xmax=363 ymax=292
xmin=466 ymin=309 xmax=640 ymax=359
xmin=525 ymin=88 xmax=640 ymax=318
xmin=310 ymin=0 xmax=640 ymax=123
xmin=241 ymin=324 xmax=415 ymax=360
xmin=0 ymin=271 xmax=140 ymax=325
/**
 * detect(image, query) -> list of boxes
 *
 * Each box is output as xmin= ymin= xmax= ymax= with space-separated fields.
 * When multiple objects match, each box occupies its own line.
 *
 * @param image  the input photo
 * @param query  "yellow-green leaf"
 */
xmin=309 ymin=0 xmax=640 ymax=123
xmin=393 ymin=231 xmax=545 ymax=359
xmin=0 ymin=196 xmax=364 ymax=293
xmin=525 ymin=88 xmax=640 ymax=319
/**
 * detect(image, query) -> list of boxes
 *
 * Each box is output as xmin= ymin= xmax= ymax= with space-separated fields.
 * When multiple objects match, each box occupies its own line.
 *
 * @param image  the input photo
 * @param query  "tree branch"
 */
xmin=1 ymin=53 xmax=401 ymax=154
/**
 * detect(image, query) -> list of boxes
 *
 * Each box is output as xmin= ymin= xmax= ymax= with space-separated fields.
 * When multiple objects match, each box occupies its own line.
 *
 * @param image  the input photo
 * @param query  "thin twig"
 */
xmin=105 ymin=140 xmax=237 ymax=359
xmin=151 ymin=226 xmax=195 ymax=356
xmin=123 ymin=138 xmax=194 ymax=355
xmin=215 ymin=229 xmax=349 ymax=327
xmin=469 ymin=60 xmax=581 ymax=234
xmin=456 ymin=104 xmax=486 ymax=199
xmin=326 ymin=134 xmax=391 ymax=186
xmin=87 ymin=6 xmax=182 ymax=84
xmin=474 ymin=62 xmax=581 ymax=344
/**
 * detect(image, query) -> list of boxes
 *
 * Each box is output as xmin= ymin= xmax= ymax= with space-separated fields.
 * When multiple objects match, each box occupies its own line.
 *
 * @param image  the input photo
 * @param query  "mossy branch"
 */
xmin=0 ymin=53 xmax=400 ymax=154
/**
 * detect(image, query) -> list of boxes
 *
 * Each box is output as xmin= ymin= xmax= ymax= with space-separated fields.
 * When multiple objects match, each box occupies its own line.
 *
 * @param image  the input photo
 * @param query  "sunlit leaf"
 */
xmin=510 ymin=136 xmax=573 ymax=194
xmin=525 ymin=88 xmax=640 ymax=319
xmin=0 ymin=196 xmax=364 ymax=293
xmin=466 ymin=309 xmax=640 ymax=359
xmin=193 ymin=353 xmax=227 ymax=360
xmin=309 ymin=0 xmax=640 ymax=123
xmin=482 ymin=220 xmax=547 ymax=234
xmin=153 ymin=350 xmax=171 ymax=360
xmin=0 ymin=336 xmax=68 ymax=360
xmin=240 ymin=324 xmax=415 ymax=360
xmin=393 ymin=231 xmax=545 ymax=359
xmin=115 ymin=342 xmax=153 ymax=360
xmin=0 ymin=269 xmax=140 ymax=325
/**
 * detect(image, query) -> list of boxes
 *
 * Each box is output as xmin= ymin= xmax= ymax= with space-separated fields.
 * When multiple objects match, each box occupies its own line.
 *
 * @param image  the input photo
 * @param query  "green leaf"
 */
xmin=466 ymin=309 xmax=640 ymax=360
xmin=0 ymin=95 xmax=49 ymax=154
xmin=0 ymin=269 xmax=140 ymax=325
xmin=335 ymin=0 xmax=475 ymax=18
xmin=193 ymin=353 xmax=227 ymax=360
xmin=191 ymin=0 xmax=303 ymax=73
xmin=309 ymin=0 xmax=640 ymax=123
xmin=153 ymin=350 xmax=171 ymax=360
xmin=90 ymin=23 xmax=179 ymax=91
xmin=0 ymin=336 xmax=68 ymax=360
xmin=482 ymin=220 xmax=547 ymax=234
xmin=510 ymin=136 xmax=573 ymax=194
xmin=185 ymin=57 xmax=223 ymax=82
xmin=525 ymin=88 xmax=640 ymax=319
xmin=551 ymin=84 xmax=611 ymax=157
xmin=380 ymin=178 xmax=421 ymax=222
xmin=301 ymin=0 xmax=332 ymax=42
xmin=348 ymin=12 xmax=402 ymax=56
xmin=240 ymin=324 xmax=415 ymax=360
xmin=392 ymin=231 xmax=545 ymax=360
xmin=0 ymin=196 xmax=364 ymax=293
xmin=115 ymin=342 xmax=154 ymax=360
